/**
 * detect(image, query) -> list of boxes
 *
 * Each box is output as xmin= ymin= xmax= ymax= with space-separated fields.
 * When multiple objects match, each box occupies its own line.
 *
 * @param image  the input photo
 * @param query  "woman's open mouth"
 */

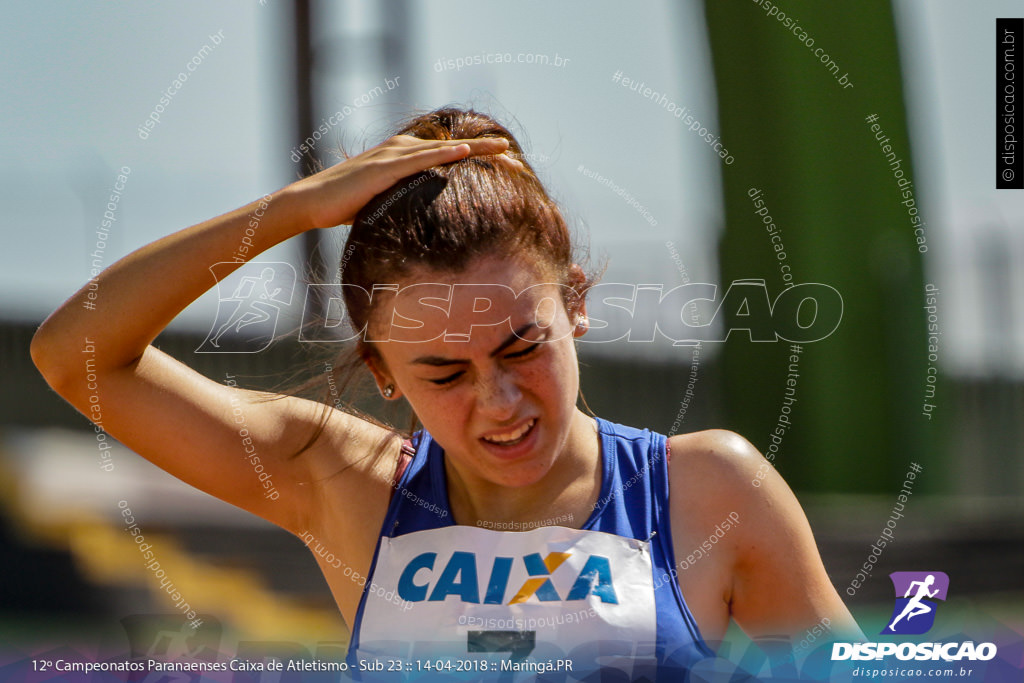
xmin=479 ymin=418 xmax=539 ymax=457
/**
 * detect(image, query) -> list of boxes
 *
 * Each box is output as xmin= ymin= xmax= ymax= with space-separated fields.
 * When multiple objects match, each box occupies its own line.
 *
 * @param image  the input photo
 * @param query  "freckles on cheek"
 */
xmin=416 ymin=392 xmax=465 ymax=424
xmin=411 ymin=397 xmax=467 ymax=451
xmin=529 ymin=345 xmax=577 ymax=400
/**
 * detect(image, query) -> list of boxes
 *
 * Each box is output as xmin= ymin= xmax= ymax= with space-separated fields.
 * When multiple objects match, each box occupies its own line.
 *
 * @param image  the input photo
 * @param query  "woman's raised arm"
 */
xmin=30 ymin=136 xmax=516 ymax=533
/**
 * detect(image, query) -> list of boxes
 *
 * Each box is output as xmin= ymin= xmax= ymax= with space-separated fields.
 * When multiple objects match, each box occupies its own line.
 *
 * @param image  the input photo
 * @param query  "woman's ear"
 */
xmin=363 ymin=351 xmax=403 ymax=400
xmin=573 ymin=300 xmax=589 ymax=338
xmin=568 ymin=264 xmax=589 ymax=338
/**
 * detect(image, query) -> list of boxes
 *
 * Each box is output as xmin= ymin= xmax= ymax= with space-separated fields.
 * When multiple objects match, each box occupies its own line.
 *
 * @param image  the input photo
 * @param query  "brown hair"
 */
xmin=290 ymin=107 xmax=597 ymax=464
xmin=344 ymin=108 xmax=590 ymax=358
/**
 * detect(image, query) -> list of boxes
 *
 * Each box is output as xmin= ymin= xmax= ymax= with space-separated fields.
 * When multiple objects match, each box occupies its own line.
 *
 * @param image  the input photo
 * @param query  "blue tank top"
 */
xmin=346 ymin=416 xmax=714 ymax=680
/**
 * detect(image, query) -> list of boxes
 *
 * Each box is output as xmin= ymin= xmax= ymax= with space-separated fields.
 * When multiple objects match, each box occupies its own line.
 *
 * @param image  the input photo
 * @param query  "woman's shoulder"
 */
xmin=665 ymin=428 xmax=824 ymax=571
xmin=666 ymin=429 xmax=864 ymax=641
xmin=665 ymin=429 xmax=774 ymax=532
xmin=667 ymin=429 xmax=766 ymax=477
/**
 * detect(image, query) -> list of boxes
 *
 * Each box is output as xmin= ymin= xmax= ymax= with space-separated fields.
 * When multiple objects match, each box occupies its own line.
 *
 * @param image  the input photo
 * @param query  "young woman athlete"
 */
xmin=32 ymin=108 xmax=862 ymax=679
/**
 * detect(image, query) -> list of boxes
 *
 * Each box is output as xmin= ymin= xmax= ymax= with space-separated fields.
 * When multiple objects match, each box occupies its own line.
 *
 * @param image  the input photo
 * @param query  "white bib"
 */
xmin=354 ymin=524 xmax=658 ymax=677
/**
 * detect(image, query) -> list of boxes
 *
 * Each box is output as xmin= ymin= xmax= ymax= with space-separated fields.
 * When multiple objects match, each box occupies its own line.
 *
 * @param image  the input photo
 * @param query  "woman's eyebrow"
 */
xmin=410 ymin=322 xmax=538 ymax=366
xmin=491 ymin=322 xmax=538 ymax=357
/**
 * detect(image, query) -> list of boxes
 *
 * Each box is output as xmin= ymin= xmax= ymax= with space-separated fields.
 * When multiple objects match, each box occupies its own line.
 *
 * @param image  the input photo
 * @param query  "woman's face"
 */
xmin=367 ymin=254 xmax=586 ymax=489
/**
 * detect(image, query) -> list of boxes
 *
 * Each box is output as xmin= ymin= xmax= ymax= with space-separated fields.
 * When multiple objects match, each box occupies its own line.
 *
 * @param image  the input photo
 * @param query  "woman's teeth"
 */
xmin=482 ymin=419 xmax=536 ymax=445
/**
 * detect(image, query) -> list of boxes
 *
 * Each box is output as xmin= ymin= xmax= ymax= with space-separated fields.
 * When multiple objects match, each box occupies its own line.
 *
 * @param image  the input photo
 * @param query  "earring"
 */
xmin=382 ymin=384 xmax=395 ymax=399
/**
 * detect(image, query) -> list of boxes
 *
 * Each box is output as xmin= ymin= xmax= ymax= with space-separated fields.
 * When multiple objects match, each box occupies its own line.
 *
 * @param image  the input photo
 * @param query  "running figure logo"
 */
xmin=882 ymin=571 xmax=950 ymax=635
xmin=197 ymin=262 xmax=296 ymax=353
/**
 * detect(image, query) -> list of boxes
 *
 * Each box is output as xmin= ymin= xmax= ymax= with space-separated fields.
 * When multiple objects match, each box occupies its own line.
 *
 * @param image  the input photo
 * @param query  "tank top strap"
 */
xmin=392 ymin=438 xmax=416 ymax=491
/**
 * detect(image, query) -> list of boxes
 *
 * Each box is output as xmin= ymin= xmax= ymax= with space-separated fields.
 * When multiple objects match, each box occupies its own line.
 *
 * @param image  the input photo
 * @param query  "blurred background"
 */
xmin=1 ymin=0 xmax=1022 ymax=671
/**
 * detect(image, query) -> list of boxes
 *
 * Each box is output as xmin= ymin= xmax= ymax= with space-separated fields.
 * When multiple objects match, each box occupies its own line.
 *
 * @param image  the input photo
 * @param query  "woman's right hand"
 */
xmin=29 ymin=130 xmax=521 ymax=550
xmin=290 ymin=135 xmax=522 ymax=230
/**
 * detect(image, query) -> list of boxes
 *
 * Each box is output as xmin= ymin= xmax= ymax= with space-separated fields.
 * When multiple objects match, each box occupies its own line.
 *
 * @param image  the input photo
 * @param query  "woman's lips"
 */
xmin=480 ymin=417 xmax=536 ymax=444
xmin=479 ymin=418 xmax=539 ymax=459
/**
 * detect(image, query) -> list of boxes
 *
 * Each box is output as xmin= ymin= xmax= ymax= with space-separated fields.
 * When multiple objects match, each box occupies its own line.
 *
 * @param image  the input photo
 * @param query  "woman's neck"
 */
xmin=444 ymin=410 xmax=602 ymax=530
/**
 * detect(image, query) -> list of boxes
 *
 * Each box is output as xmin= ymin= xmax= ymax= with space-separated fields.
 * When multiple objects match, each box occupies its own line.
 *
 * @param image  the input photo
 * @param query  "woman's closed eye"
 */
xmin=425 ymin=344 xmax=539 ymax=386
xmin=505 ymin=342 xmax=540 ymax=359
xmin=428 ymin=370 xmax=464 ymax=386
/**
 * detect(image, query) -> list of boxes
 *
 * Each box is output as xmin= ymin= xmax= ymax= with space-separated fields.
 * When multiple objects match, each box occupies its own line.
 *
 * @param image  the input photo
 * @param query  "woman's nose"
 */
xmin=475 ymin=370 xmax=522 ymax=421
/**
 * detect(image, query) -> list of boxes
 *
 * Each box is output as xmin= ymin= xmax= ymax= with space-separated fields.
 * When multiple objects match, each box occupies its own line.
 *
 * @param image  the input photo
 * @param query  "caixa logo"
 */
xmin=832 ymin=571 xmax=998 ymax=663
xmin=397 ymin=551 xmax=617 ymax=604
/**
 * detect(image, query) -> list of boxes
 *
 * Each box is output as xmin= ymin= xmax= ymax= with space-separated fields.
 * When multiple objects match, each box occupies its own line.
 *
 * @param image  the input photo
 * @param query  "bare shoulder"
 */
xmin=665 ymin=429 xmax=769 ymax=573
xmin=668 ymin=429 xmax=765 ymax=479
xmin=667 ymin=429 xmax=768 ymax=519
xmin=666 ymin=428 xmax=804 ymax=557
xmin=667 ymin=429 xmax=864 ymax=639
xmin=662 ymin=430 xmax=764 ymax=641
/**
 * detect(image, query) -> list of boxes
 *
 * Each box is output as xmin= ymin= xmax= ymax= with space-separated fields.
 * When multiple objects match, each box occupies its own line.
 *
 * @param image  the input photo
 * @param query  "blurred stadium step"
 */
xmin=0 ymin=427 xmax=346 ymax=644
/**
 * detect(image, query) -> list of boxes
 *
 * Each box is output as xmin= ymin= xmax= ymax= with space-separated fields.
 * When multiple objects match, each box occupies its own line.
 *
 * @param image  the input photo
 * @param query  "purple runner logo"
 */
xmin=882 ymin=571 xmax=949 ymax=635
